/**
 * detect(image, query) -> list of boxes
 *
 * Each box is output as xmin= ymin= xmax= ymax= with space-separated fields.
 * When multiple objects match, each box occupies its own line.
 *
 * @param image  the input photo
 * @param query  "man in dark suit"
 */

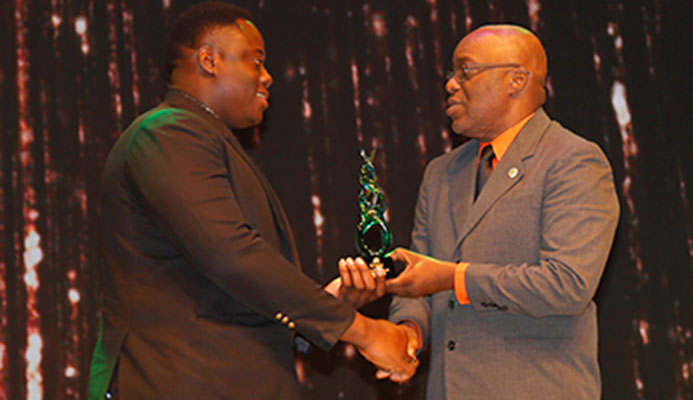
xmin=88 ymin=3 xmax=417 ymax=399
xmin=341 ymin=25 xmax=619 ymax=398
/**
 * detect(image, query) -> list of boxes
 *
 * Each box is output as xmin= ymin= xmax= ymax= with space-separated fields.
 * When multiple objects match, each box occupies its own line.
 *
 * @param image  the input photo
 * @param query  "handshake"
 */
xmin=323 ymin=247 xmax=460 ymax=383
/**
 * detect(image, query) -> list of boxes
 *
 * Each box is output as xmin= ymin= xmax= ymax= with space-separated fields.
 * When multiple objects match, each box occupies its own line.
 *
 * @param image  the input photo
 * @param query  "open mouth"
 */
xmin=256 ymin=92 xmax=268 ymax=99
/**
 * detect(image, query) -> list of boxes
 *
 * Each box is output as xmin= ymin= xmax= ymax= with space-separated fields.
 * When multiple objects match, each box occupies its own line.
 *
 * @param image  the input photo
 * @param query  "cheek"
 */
xmin=222 ymin=68 xmax=258 ymax=95
xmin=468 ymin=85 xmax=501 ymax=113
xmin=460 ymin=87 xmax=486 ymax=118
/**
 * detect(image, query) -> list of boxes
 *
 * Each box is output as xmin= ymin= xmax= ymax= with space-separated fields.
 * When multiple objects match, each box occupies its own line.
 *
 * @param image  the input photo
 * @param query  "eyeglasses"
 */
xmin=447 ymin=63 xmax=524 ymax=83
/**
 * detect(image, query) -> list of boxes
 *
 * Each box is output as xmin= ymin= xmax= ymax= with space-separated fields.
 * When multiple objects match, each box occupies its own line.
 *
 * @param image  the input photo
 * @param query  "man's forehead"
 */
xmin=452 ymin=28 xmax=521 ymax=63
xmin=206 ymin=21 xmax=265 ymax=52
xmin=215 ymin=20 xmax=260 ymax=38
xmin=451 ymin=35 xmax=496 ymax=63
xmin=236 ymin=19 xmax=258 ymax=33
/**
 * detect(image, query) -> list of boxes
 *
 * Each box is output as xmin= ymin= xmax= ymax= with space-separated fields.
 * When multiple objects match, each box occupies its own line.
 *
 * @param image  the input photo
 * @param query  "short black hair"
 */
xmin=166 ymin=1 xmax=253 ymax=82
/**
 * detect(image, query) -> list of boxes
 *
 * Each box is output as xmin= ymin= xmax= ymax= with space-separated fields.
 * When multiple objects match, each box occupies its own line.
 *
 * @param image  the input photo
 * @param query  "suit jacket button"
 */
xmin=448 ymin=300 xmax=455 ymax=309
xmin=447 ymin=340 xmax=456 ymax=351
xmin=499 ymin=305 xmax=508 ymax=312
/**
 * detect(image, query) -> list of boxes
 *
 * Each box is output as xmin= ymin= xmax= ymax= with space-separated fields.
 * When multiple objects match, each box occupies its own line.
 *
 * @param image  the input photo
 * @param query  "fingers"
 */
xmin=375 ymin=369 xmax=391 ymax=380
xmin=373 ymin=266 xmax=386 ymax=298
xmin=385 ymin=274 xmax=409 ymax=296
xmin=366 ymin=321 xmax=419 ymax=382
xmin=389 ymin=368 xmax=417 ymax=383
xmin=349 ymin=257 xmax=366 ymax=289
xmin=336 ymin=257 xmax=387 ymax=308
xmin=375 ymin=364 xmax=418 ymax=383
xmin=388 ymin=247 xmax=408 ymax=262
xmin=390 ymin=368 xmax=416 ymax=383
xmin=405 ymin=329 xmax=421 ymax=359
xmin=323 ymin=276 xmax=341 ymax=297
xmin=406 ymin=340 xmax=418 ymax=359
xmin=373 ymin=357 xmax=418 ymax=383
xmin=384 ymin=248 xmax=417 ymax=296
xmin=356 ymin=258 xmax=375 ymax=290
xmin=341 ymin=257 xmax=381 ymax=290
xmin=338 ymin=258 xmax=352 ymax=287
xmin=382 ymin=351 xmax=419 ymax=383
xmin=384 ymin=254 xmax=425 ymax=297
xmin=340 ymin=257 xmax=369 ymax=290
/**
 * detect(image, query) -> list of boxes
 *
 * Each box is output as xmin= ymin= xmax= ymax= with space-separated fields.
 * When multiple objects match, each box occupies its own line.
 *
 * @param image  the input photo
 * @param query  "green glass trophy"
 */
xmin=355 ymin=149 xmax=399 ymax=277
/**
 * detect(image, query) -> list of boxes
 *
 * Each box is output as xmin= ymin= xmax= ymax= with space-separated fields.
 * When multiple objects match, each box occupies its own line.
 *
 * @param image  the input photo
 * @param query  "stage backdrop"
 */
xmin=1 ymin=0 xmax=691 ymax=399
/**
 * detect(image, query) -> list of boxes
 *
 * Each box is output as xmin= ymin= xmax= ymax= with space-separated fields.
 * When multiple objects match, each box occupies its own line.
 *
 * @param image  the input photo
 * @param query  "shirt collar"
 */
xmin=479 ymin=112 xmax=535 ymax=165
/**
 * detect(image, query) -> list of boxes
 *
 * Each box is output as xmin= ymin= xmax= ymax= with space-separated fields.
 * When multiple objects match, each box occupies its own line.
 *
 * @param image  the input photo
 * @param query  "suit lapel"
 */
xmin=447 ymin=141 xmax=478 ymax=240
xmin=164 ymin=91 xmax=302 ymax=268
xmin=451 ymin=109 xmax=552 ymax=252
xmin=219 ymin=127 xmax=302 ymax=269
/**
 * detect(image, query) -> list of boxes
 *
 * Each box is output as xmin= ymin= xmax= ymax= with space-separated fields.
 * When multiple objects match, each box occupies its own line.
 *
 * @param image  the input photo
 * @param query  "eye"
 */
xmin=253 ymin=58 xmax=264 ymax=71
xmin=459 ymin=65 xmax=471 ymax=81
xmin=446 ymin=67 xmax=466 ymax=83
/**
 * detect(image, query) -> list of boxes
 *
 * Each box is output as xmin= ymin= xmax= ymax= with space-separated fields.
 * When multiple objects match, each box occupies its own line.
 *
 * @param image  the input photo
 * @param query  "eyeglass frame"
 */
xmin=447 ymin=62 xmax=527 ymax=84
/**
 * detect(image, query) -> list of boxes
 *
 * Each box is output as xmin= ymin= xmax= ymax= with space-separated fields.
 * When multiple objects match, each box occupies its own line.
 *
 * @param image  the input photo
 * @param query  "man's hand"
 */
xmin=385 ymin=247 xmax=458 ymax=297
xmin=374 ymin=321 xmax=421 ymax=381
xmin=324 ymin=257 xmax=386 ymax=309
xmin=343 ymin=315 xmax=419 ymax=382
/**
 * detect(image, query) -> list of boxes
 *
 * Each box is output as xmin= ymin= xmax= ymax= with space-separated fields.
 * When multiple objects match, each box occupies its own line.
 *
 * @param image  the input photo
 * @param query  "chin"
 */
xmin=232 ymin=115 xmax=264 ymax=130
xmin=451 ymin=122 xmax=469 ymax=136
xmin=250 ymin=114 xmax=264 ymax=126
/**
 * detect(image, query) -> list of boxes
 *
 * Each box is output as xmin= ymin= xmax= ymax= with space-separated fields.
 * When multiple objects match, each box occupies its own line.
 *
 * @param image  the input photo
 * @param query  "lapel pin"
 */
xmin=508 ymin=167 xmax=519 ymax=179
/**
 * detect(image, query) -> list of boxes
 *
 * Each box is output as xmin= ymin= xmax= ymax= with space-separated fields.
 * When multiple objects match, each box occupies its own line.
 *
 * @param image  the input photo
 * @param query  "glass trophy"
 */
xmin=355 ymin=149 xmax=400 ymax=278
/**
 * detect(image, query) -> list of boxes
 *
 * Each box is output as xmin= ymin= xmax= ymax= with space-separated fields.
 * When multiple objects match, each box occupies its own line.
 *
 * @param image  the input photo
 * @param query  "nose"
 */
xmin=261 ymin=65 xmax=273 ymax=88
xmin=445 ymin=76 xmax=460 ymax=94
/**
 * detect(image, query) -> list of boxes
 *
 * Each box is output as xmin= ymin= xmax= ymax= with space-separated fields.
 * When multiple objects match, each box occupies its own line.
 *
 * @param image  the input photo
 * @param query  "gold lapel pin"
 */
xmin=508 ymin=167 xmax=519 ymax=179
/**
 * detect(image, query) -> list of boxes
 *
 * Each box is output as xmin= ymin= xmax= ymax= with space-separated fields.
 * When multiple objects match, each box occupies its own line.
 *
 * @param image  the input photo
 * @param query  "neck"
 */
xmin=169 ymin=86 xmax=222 ymax=121
xmin=501 ymin=104 xmax=538 ymax=130
xmin=483 ymin=107 xmax=537 ymax=142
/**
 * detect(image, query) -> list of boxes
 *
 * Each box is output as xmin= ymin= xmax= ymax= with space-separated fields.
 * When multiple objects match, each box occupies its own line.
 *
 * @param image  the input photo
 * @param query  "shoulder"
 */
xmin=115 ymin=104 xmax=232 ymax=170
xmin=541 ymin=119 xmax=606 ymax=158
xmin=526 ymin=117 xmax=612 ymax=180
xmin=131 ymin=105 xmax=218 ymax=138
xmin=535 ymin=120 xmax=615 ymax=190
xmin=120 ymin=104 xmax=228 ymax=155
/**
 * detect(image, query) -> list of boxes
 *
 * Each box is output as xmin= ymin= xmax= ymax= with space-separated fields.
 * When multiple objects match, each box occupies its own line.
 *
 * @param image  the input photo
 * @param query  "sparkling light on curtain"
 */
xmin=0 ymin=1 xmax=691 ymax=399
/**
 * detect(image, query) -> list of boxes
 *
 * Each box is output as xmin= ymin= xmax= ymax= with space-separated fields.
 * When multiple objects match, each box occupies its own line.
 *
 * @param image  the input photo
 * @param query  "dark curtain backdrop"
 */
xmin=1 ymin=0 xmax=692 ymax=399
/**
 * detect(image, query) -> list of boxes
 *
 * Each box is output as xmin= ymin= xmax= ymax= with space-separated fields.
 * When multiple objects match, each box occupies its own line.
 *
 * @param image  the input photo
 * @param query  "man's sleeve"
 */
xmin=389 ymin=162 xmax=433 ymax=349
xmin=464 ymin=141 xmax=620 ymax=318
xmin=123 ymin=110 xmax=355 ymax=349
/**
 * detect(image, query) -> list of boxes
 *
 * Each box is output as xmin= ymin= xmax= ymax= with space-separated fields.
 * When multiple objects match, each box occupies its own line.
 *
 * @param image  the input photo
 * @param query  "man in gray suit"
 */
xmin=341 ymin=24 xmax=619 ymax=398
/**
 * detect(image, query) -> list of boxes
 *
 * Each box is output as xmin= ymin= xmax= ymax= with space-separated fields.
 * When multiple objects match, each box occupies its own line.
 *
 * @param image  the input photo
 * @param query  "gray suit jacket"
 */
xmin=390 ymin=109 xmax=619 ymax=399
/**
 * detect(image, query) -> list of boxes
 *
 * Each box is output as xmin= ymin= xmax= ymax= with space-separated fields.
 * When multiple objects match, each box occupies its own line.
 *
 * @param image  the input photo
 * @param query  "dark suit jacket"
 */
xmin=390 ymin=109 xmax=619 ymax=399
xmin=89 ymin=91 xmax=355 ymax=399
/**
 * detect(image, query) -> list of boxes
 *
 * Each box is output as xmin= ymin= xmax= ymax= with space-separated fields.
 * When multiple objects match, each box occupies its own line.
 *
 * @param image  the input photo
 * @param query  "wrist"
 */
xmin=442 ymin=260 xmax=459 ymax=291
xmin=340 ymin=312 xmax=372 ymax=348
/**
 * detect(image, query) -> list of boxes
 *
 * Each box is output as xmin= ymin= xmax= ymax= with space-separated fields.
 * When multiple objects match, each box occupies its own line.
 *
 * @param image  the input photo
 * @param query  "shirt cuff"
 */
xmin=454 ymin=262 xmax=471 ymax=305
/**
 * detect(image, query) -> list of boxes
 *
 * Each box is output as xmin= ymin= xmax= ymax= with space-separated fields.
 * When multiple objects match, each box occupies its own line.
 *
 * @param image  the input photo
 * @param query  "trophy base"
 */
xmin=368 ymin=257 xmax=405 ymax=279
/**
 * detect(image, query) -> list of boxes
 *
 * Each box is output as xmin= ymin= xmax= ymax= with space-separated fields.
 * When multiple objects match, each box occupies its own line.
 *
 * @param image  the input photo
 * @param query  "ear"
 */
xmin=508 ymin=69 xmax=529 ymax=95
xmin=195 ymin=45 xmax=217 ymax=76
